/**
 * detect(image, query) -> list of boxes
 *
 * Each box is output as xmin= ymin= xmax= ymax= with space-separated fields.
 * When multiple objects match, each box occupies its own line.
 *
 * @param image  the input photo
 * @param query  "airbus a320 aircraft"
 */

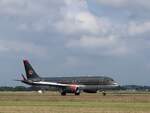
xmin=17 ymin=60 xmax=118 ymax=96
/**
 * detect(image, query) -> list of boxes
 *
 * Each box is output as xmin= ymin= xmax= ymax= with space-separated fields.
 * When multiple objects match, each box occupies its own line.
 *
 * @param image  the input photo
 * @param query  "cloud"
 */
xmin=56 ymin=11 xmax=100 ymax=34
xmin=0 ymin=40 xmax=47 ymax=56
xmin=67 ymin=35 xmax=116 ymax=48
xmin=97 ymin=0 xmax=150 ymax=9
xmin=97 ymin=0 xmax=127 ymax=8
xmin=0 ymin=0 xmax=149 ymax=57
xmin=53 ymin=0 xmax=110 ymax=35
xmin=53 ymin=0 xmax=149 ymax=57
xmin=0 ymin=0 xmax=65 ymax=32
xmin=0 ymin=0 xmax=148 ymax=57
xmin=56 ymin=12 xmax=112 ymax=35
xmin=64 ymin=56 xmax=81 ymax=67
xmin=128 ymin=21 xmax=150 ymax=36
xmin=67 ymin=35 xmax=128 ymax=56
xmin=0 ymin=0 xmax=63 ymax=15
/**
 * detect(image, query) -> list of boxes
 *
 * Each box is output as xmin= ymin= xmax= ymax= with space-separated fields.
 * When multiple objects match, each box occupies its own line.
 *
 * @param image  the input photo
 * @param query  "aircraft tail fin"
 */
xmin=23 ymin=60 xmax=40 ymax=79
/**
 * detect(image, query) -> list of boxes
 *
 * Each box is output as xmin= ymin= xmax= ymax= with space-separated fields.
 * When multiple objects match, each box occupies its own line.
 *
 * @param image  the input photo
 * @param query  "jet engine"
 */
xmin=70 ymin=84 xmax=80 ymax=95
xmin=60 ymin=84 xmax=80 ymax=96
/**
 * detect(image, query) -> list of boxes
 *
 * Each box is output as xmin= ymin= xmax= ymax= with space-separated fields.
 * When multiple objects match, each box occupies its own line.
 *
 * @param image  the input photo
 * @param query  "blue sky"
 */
xmin=0 ymin=0 xmax=150 ymax=86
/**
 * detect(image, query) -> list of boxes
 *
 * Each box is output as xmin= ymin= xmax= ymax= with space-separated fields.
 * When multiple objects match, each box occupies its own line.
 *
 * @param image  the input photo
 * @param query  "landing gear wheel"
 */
xmin=61 ymin=92 xmax=66 ymax=96
xmin=102 ymin=91 xmax=106 ymax=96
xmin=74 ymin=88 xmax=80 ymax=96
xmin=75 ymin=92 xmax=80 ymax=96
xmin=38 ymin=90 xmax=43 ymax=94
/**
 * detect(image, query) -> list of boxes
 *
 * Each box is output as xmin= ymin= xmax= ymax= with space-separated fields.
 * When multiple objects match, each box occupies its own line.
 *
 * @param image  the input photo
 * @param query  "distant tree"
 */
xmin=13 ymin=86 xmax=27 ymax=91
xmin=0 ymin=87 xmax=14 ymax=91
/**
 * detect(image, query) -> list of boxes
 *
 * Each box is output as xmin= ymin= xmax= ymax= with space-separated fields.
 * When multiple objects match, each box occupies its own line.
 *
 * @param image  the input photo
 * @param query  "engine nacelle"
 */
xmin=70 ymin=84 xmax=78 ymax=92
xmin=61 ymin=85 xmax=80 ymax=95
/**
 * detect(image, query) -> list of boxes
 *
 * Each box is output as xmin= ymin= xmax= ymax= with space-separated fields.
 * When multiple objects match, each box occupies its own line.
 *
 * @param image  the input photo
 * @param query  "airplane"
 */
xmin=17 ymin=60 xmax=119 ymax=96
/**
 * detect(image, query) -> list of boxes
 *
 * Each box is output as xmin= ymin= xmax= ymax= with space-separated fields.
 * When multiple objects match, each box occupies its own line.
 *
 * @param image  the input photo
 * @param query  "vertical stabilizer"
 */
xmin=23 ymin=60 xmax=39 ymax=79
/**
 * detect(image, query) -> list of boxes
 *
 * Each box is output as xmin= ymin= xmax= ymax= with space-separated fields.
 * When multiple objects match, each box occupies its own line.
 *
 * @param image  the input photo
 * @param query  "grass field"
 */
xmin=0 ymin=91 xmax=150 ymax=113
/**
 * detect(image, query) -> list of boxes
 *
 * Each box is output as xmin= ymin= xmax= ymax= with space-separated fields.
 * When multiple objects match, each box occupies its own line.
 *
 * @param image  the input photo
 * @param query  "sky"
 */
xmin=0 ymin=0 xmax=150 ymax=86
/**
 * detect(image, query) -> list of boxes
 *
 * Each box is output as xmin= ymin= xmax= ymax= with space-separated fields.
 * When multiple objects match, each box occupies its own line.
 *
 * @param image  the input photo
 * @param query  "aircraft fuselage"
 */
xmin=20 ymin=60 xmax=119 ymax=95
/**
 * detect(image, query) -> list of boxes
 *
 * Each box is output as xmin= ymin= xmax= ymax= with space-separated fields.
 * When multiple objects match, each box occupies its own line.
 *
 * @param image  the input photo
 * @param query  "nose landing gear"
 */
xmin=102 ymin=91 xmax=106 ymax=96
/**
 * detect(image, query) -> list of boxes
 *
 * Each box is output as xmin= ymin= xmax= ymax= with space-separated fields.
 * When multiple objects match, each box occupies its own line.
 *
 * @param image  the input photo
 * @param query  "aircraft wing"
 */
xmin=32 ymin=81 xmax=84 ymax=88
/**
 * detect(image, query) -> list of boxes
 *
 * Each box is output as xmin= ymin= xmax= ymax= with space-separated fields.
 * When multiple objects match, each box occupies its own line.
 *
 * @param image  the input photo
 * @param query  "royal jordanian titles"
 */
xmin=17 ymin=60 xmax=119 ymax=96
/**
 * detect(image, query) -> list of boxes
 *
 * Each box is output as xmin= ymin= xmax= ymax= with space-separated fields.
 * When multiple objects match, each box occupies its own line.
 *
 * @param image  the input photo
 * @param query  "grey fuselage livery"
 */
xmin=20 ymin=60 xmax=118 ymax=95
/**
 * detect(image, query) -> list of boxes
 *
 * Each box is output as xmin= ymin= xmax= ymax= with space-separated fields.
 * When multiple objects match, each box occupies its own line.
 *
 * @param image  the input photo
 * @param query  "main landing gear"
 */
xmin=75 ymin=92 xmax=80 ymax=96
xmin=61 ymin=92 xmax=66 ymax=96
xmin=61 ymin=92 xmax=80 ymax=96
xmin=60 ymin=91 xmax=80 ymax=96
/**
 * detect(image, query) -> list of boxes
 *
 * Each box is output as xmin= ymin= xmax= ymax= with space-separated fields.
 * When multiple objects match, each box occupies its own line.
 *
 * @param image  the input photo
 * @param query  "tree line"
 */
xmin=0 ymin=85 xmax=150 ymax=91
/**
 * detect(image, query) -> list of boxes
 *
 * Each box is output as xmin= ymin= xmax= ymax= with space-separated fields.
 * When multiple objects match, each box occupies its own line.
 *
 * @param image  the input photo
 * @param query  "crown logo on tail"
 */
xmin=28 ymin=70 xmax=33 ymax=75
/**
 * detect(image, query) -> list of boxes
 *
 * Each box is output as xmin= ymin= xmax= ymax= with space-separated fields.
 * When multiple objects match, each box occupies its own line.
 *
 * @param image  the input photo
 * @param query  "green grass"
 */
xmin=0 ymin=91 xmax=150 ymax=113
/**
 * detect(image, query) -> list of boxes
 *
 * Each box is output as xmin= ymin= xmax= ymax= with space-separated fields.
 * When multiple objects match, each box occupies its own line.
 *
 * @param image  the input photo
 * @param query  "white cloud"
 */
xmin=97 ymin=0 xmax=150 ymax=9
xmin=0 ymin=0 xmax=149 ymax=57
xmin=55 ymin=0 xmax=112 ymax=35
xmin=67 ymin=35 xmax=128 ymax=56
xmin=67 ymin=35 xmax=116 ymax=48
xmin=97 ymin=0 xmax=127 ymax=8
xmin=0 ymin=0 xmax=64 ymax=32
xmin=56 ymin=11 xmax=105 ymax=34
xmin=128 ymin=21 xmax=150 ymax=35
xmin=0 ymin=40 xmax=47 ymax=56
xmin=0 ymin=0 xmax=63 ymax=16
